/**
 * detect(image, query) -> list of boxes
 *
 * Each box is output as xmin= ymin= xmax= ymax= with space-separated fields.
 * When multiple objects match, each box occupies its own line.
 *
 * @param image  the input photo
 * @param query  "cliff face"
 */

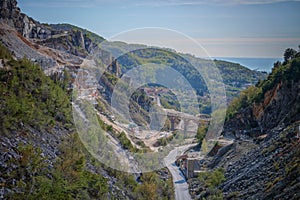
xmin=0 ymin=0 xmax=52 ymax=39
xmin=35 ymin=28 xmax=110 ymax=62
xmin=0 ymin=0 xmax=111 ymax=67
xmin=254 ymin=80 xmax=300 ymax=131
xmin=223 ymin=78 xmax=300 ymax=139
xmin=207 ymin=58 xmax=300 ymax=199
xmin=0 ymin=0 xmax=21 ymax=28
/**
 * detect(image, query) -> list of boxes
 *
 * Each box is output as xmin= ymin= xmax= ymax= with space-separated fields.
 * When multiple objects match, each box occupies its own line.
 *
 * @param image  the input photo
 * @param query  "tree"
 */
xmin=196 ymin=125 xmax=207 ymax=142
xmin=284 ymin=48 xmax=297 ymax=64
xmin=201 ymin=138 xmax=208 ymax=154
xmin=273 ymin=61 xmax=281 ymax=68
xmin=295 ymin=45 xmax=300 ymax=58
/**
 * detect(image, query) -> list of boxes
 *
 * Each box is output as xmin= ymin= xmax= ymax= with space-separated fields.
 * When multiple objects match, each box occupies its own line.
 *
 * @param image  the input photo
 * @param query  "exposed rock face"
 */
xmin=219 ymin=124 xmax=300 ymax=200
xmin=0 ymin=0 xmax=112 ymax=70
xmin=0 ymin=23 xmax=58 ymax=69
xmin=108 ymin=57 xmax=121 ymax=77
xmin=0 ymin=0 xmax=52 ymax=39
xmin=73 ymin=30 xmax=85 ymax=49
xmin=255 ymin=81 xmax=300 ymax=131
xmin=223 ymin=79 xmax=300 ymax=139
xmin=0 ymin=0 xmax=20 ymax=25
xmin=187 ymin=57 xmax=300 ymax=199
xmin=204 ymin=62 xmax=300 ymax=199
xmin=34 ymin=30 xmax=112 ymax=65
xmin=223 ymin=107 xmax=260 ymax=139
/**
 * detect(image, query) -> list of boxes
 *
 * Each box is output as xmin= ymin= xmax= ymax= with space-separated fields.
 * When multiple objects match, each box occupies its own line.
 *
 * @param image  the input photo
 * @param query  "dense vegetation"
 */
xmin=226 ymin=47 xmax=300 ymax=120
xmin=0 ymin=43 xmax=110 ymax=199
xmin=3 ymin=135 xmax=109 ymax=199
xmin=114 ymin=48 xmax=265 ymax=115
xmin=116 ymin=47 xmax=266 ymax=101
xmin=0 ymin=44 xmax=72 ymax=133
xmin=4 ymin=133 xmax=174 ymax=200
xmin=99 ymin=46 xmax=264 ymax=129
xmin=196 ymin=125 xmax=208 ymax=143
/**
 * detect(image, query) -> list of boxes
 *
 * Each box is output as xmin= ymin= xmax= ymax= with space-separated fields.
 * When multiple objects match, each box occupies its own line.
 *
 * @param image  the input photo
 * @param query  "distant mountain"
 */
xmin=0 ymin=0 xmax=266 ymax=100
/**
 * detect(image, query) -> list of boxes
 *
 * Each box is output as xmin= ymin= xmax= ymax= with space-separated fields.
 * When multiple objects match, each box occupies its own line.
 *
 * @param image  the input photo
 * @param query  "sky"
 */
xmin=18 ymin=0 xmax=300 ymax=58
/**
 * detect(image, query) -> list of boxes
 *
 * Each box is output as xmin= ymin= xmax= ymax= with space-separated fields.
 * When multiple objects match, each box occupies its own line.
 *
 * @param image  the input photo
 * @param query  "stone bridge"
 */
xmin=156 ymin=108 xmax=211 ymax=137
xmin=146 ymin=92 xmax=211 ymax=137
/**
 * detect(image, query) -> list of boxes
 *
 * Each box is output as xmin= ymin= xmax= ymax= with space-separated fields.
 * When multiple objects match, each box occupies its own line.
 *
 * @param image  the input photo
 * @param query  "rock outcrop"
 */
xmin=254 ymin=80 xmax=300 ymax=131
xmin=0 ymin=0 xmax=113 ymax=71
xmin=0 ymin=23 xmax=58 ymax=69
xmin=0 ymin=0 xmax=21 ymax=28
xmin=223 ymin=79 xmax=300 ymax=139
xmin=0 ymin=0 xmax=52 ymax=39
xmin=209 ymin=59 xmax=300 ymax=199
xmin=188 ymin=55 xmax=300 ymax=199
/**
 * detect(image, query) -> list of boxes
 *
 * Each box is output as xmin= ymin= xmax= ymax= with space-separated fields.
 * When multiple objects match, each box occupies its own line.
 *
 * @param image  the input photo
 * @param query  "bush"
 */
xmin=4 ymin=135 xmax=109 ymax=199
xmin=0 ymin=54 xmax=72 ymax=133
xmin=198 ymin=168 xmax=226 ymax=189
xmin=226 ymin=86 xmax=262 ymax=120
xmin=0 ymin=43 xmax=12 ymax=59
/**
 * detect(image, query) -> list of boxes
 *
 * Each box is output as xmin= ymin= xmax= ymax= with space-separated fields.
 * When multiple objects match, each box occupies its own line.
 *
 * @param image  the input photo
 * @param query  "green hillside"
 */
xmin=226 ymin=47 xmax=300 ymax=120
xmin=0 ymin=44 xmax=72 ymax=133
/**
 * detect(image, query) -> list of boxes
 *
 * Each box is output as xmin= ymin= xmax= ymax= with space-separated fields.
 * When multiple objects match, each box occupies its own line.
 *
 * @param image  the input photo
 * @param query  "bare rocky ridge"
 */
xmin=0 ymin=0 xmax=52 ymax=39
xmin=0 ymin=23 xmax=58 ymax=70
xmin=0 ymin=0 xmax=111 ymax=71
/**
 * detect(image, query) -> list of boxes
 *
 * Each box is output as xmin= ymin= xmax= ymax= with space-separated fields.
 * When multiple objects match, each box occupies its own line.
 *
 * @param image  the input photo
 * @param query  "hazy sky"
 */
xmin=18 ymin=0 xmax=300 ymax=58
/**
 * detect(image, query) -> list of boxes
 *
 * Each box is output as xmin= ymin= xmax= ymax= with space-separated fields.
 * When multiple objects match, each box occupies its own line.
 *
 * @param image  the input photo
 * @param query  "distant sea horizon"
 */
xmin=213 ymin=57 xmax=283 ymax=72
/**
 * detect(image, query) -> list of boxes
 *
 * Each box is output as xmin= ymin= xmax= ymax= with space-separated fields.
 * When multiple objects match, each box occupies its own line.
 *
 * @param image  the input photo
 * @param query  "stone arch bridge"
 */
xmin=155 ymin=108 xmax=211 ymax=137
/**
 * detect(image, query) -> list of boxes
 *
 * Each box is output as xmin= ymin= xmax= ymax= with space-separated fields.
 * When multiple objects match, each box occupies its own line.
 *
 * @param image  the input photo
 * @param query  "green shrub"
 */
xmin=0 ymin=52 xmax=72 ymax=133
xmin=198 ymin=168 xmax=226 ymax=189
xmin=0 ymin=43 xmax=12 ymax=59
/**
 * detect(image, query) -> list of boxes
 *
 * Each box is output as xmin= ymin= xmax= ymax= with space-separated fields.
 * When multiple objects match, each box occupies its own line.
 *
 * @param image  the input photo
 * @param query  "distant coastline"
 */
xmin=214 ymin=57 xmax=282 ymax=72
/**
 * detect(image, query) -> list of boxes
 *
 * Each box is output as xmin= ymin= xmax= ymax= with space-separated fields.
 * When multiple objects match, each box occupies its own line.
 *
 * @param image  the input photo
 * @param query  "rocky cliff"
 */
xmin=0 ymin=0 xmax=111 ymax=70
xmin=192 ymin=54 xmax=300 ymax=199
xmin=223 ymin=66 xmax=300 ymax=139
xmin=0 ymin=0 xmax=52 ymax=39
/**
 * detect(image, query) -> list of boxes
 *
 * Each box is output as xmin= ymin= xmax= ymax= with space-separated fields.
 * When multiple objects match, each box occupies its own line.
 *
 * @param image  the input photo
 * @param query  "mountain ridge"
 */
xmin=2 ymin=1 xmax=297 ymax=200
xmin=187 ymin=50 xmax=300 ymax=199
